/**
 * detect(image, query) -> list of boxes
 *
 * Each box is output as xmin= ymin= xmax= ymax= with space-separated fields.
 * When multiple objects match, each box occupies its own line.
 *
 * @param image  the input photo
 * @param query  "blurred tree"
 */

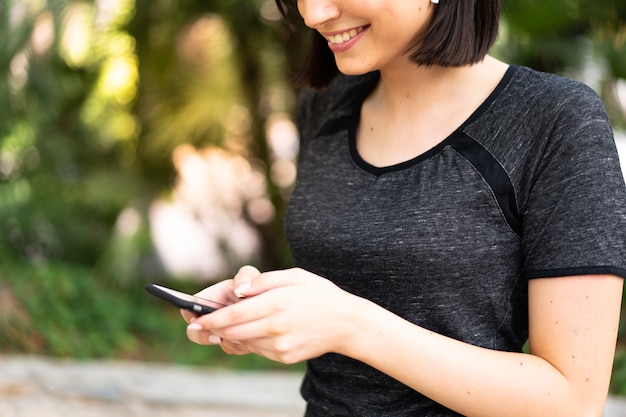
xmin=127 ymin=0 xmax=304 ymax=277
xmin=499 ymin=0 xmax=626 ymax=128
xmin=0 ymin=0 xmax=144 ymax=265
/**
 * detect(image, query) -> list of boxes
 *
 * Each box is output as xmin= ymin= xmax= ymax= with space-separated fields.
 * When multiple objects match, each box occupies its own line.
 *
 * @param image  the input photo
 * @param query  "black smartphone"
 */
xmin=145 ymin=283 xmax=227 ymax=315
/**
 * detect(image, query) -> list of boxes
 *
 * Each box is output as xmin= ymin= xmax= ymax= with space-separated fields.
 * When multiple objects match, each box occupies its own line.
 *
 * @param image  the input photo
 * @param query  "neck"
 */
xmin=371 ymin=55 xmax=506 ymax=117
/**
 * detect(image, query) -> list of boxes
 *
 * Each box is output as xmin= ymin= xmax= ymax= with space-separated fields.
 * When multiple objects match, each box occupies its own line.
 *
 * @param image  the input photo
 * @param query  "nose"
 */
xmin=297 ymin=0 xmax=340 ymax=29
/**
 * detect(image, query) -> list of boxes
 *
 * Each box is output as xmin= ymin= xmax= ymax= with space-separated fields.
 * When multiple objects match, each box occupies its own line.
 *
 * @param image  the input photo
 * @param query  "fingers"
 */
xmin=186 ymin=321 xmax=222 ymax=344
xmin=232 ymin=265 xmax=308 ymax=298
xmin=234 ymin=267 xmax=303 ymax=298
xmin=186 ymin=321 xmax=256 ymax=355
xmin=180 ymin=309 xmax=198 ymax=324
xmin=194 ymin=279 xmax=239 ymax=304
xmin=233 ymin=265 xmax=261 ymax=298
xmin=192 ymin=268 xmax=313 ymax=332
xmin=183 ymin=267 xmax=314 ymax=359
xmin=187 ymin=319 xmax=278 ymax=358
xmin=180 ymin=266 xmax=263 ymax=343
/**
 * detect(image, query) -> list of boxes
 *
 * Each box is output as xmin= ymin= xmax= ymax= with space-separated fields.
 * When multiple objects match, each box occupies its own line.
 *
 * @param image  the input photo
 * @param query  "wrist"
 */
xmin=332 ymin=295 xmax=385 ymax=359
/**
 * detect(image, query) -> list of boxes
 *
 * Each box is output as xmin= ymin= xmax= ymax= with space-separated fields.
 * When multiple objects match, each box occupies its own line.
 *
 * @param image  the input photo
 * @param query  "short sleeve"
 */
xmin=521 ymin=84 xmax=626 ymax=280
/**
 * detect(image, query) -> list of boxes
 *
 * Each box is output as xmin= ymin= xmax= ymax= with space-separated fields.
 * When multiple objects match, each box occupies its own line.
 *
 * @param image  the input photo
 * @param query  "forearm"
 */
xmin=339 ymin=298 xmax=609 ymax=417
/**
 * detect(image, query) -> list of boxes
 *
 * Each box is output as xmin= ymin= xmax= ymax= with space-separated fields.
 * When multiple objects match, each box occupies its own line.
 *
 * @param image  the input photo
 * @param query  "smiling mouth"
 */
xmin=324 ymin=27 xmax=366 ymax=45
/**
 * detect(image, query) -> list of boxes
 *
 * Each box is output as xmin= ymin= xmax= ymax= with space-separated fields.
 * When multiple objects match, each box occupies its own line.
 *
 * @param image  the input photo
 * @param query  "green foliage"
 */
xmin=500 ymin=0 xmax=626 ymax=128
xmin=0 ymin=255 xmax=140 ymax=358
xmin=1 ymin=1 xmax=147 ymax=266
xmin=502 ymin=0 xmax=626 ymax=74
xmin=0 ymin=254 xmax=301 ymax=370
xmin=611 ymin=350 xmax=626 ymax=395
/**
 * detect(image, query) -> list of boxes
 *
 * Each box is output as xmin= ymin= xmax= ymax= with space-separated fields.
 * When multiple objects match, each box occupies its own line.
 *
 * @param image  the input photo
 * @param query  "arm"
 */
xmin=187 ymin=268 xmax=622 ymax=417
xmin=345 ymin=274 xmax=622 ymax=417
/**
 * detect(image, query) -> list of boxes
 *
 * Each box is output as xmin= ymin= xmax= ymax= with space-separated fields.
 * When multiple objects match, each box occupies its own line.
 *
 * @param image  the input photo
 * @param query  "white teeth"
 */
xmin=326 ymin=27 xmax=364 ymax=44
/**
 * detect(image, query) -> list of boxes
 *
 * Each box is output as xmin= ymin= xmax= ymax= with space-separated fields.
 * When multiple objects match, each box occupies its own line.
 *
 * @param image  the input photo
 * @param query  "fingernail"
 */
xmin=187 ymin=323 xmax=202 ymax=331
xmin=208 ymin=335 xmax=222 ymax=344
xmin=234 ymin=282 xmax=250 ymax=298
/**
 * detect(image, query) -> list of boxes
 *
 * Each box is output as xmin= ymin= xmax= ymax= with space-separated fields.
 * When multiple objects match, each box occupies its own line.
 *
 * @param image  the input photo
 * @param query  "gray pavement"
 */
xmin=0 ymin=355 xmax=305 ymax=417
xmin=1 ymin=355 xmax=626 ymax=416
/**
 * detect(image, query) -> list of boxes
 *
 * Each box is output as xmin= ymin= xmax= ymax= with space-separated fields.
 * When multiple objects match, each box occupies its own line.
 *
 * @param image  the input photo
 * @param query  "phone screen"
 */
xmin=146 ymin=283 xmax=227 ymax=315
xmin=158 ymin=285 xmax=217 ymax=304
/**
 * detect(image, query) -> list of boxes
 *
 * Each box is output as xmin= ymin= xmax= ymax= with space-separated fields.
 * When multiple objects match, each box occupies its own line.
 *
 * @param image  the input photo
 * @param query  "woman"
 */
xmin=183 ymin=0 xmax=626 ymax=415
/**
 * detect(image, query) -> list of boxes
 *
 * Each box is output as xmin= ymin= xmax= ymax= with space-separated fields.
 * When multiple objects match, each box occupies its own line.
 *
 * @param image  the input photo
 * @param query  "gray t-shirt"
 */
xmin=284 ymin=66 xmax=626 ymax=416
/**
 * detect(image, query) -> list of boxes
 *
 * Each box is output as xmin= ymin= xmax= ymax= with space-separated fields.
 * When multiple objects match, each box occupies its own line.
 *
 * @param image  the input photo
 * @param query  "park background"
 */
xmin=1 ymin=0 xmax=626 ymax=394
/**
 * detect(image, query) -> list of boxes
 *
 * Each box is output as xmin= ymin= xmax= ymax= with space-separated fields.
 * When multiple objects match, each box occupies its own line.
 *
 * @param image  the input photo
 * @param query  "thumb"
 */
xmin=234 ymin=268 xmax=299 ymax=298
xmin=233 ymin=265 xmax=261 ymax=298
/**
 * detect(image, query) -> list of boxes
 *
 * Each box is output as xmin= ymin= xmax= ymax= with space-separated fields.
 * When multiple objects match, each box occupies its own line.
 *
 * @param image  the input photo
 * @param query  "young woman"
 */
xmin=183 ymin=0 xmax=626 ymax=415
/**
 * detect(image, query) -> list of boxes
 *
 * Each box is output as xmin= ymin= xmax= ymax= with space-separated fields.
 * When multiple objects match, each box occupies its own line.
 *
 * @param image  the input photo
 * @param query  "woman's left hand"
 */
xmin=185 ymin=267 xmax=364 ymax=364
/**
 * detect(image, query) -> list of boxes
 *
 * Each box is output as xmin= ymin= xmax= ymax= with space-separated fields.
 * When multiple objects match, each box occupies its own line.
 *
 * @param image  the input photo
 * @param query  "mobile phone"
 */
xmin=145 ymin=283 xmax=227 ymax=315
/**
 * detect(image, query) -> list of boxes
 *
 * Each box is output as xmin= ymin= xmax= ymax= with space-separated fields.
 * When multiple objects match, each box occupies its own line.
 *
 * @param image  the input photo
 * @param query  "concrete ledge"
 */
xmin=2 ymin=355 xmax=626 ymax=416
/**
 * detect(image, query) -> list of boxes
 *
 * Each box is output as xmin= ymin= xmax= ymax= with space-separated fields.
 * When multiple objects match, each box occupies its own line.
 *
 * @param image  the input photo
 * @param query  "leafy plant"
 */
xmin=0 ymin=254 xmax=301 ymax=371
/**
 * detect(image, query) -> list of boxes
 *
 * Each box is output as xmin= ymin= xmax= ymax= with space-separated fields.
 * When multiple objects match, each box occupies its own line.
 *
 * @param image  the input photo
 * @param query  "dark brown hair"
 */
xmin=275 ymin=0 xmax=501 ymax=90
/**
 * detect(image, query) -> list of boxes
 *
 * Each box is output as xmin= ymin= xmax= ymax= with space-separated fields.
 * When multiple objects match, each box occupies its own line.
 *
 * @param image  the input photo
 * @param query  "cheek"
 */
xmin=395 ymin=16 xmax=433 ymax=51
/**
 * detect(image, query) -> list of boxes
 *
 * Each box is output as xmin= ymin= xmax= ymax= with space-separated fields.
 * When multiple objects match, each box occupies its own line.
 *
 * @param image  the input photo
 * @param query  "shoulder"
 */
xmin=503 ymin=66 xmax=607 ymax=119
xmin=465 ymin=65 xmax=621 ymax=210
xmin=472 ymin=66 xmax=613 ymax=147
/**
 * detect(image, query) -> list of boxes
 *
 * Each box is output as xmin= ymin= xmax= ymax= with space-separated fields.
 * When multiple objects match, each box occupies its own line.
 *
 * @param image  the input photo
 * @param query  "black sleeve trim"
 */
xmin=524 ymin=266 xmax=626 ymax=280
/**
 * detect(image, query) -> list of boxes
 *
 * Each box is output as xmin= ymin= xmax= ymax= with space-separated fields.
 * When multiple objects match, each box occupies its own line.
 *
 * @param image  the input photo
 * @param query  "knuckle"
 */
xmin=221 ymin=328 xmax=239 ymax=341
xmin=221 ymin=345 xmax=238 ymax=355
xmin=237 ymin=265 xmax=260 ymax=279
xmin=222 ymin=340 xmax=248 ymax=355
xmin=187 ymin=332 xmax=207 ymax=345
xmin=275 ymin=349 xmax=298 ymax=365
xmin=267 ymin=317 xmax=289 ymax=336
xmin=273 ymin=338 xmax=292 ymax=354
xmin=229 ymin=306 xmax=249 ymax=322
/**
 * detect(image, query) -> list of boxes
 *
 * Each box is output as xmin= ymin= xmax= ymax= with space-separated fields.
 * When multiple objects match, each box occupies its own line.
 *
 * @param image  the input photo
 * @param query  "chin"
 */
xmin=335 ymin=62 xmax=376 ymax=76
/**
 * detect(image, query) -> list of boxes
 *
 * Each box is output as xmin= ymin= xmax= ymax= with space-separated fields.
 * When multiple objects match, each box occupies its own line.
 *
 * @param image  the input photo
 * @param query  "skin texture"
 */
xmin=183 ymin=1 xmax=624 ymax=415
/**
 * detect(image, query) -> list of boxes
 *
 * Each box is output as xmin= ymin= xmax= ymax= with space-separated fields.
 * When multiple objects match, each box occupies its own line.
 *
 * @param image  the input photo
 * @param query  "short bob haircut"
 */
xmin=275 ymin=0 xmax=502 ymax=90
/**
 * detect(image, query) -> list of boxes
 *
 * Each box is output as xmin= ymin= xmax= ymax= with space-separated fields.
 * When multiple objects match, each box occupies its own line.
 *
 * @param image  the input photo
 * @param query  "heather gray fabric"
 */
xmin=284 ymin=66 xmax=626 ymax=416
